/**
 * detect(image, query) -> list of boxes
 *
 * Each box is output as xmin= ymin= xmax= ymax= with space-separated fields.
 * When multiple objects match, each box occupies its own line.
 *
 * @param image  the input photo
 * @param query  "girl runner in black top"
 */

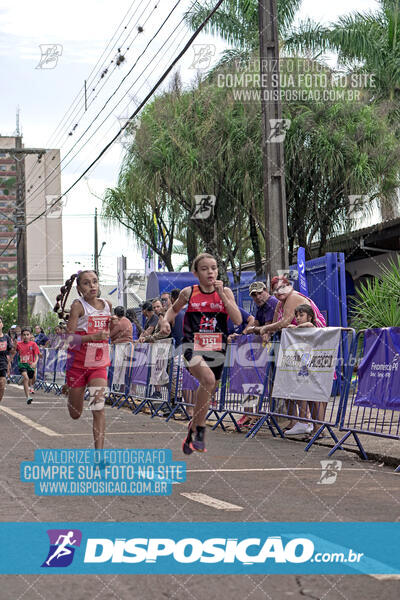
xmin=161 ymin=253 xmax=242 ymax=454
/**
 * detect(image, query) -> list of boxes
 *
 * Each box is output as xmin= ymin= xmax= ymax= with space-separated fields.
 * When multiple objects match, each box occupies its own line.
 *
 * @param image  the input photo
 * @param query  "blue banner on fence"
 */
xmin=354 ymin=328 xmax=400 ymax=410
xmin=297 ymin=247 xmax=308 ymax=296
xmin=0 ymin=522 xmax=399 ymax=574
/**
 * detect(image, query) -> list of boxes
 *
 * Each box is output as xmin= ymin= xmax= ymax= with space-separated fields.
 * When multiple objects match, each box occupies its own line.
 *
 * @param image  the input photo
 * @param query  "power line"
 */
xmin=0 ymin=236 xmax=17 ymax=257
xmin=26 ymin=0 xmax=225 ymax=228
xmin=25 ymin=0 xmax=186 ymax=210
xmin=24 ymin=0 xmax=144 ymax=182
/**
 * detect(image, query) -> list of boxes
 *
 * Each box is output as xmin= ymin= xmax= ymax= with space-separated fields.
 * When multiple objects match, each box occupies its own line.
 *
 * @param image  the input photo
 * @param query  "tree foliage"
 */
xmin=350 ymin=256 xmax=400 ymax=328
xmin=104 ymin=74 xmax=263 ymax=280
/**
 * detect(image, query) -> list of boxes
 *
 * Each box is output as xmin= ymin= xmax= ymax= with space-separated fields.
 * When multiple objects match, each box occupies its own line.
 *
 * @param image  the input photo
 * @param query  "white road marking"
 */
xmin=62 ymin=431 xmax=174 ymax=436
xmin=369 ymin=574 xmax=400 ymax=580
xmin=186 ymin=467 xmax=382 ymax=473
xmin=0 ymin=406 xmax=61 ymax=437
xmin=180 ymin=492 xmax=243 ymax=511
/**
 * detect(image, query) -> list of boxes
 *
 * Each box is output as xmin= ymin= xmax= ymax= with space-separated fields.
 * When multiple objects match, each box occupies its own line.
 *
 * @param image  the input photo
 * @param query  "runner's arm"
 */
xmin=216 ymin=285 xmax=242 ymax=325
xmin=159 ymin=287 xmax=191 ymax=336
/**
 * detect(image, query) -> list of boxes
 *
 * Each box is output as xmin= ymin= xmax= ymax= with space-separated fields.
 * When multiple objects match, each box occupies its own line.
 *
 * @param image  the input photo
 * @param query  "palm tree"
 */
xmin=185 ymin=0 xmax=302 ymax=67
xmin=284 ymin=0 xmax=400 ymax=105
xmin=284 ymin=0 xmax=400 ymax=219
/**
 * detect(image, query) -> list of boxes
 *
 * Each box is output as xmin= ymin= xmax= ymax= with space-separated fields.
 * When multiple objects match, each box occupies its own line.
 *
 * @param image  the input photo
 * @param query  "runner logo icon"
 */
xmin=41 ymin=529 xmax=82 ymax=568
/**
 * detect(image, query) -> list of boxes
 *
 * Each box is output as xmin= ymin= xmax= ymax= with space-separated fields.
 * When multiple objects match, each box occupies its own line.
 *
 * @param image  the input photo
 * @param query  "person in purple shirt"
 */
xmin=244 ymin=281 xmax=278 ymax=333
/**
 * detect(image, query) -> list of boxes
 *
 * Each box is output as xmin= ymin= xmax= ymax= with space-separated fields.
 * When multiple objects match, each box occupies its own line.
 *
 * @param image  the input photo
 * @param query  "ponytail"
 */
xmin=54 ymin=269 xmax=99 ymax=319
xmin=53 ymin=274 xmax=77 ymax=320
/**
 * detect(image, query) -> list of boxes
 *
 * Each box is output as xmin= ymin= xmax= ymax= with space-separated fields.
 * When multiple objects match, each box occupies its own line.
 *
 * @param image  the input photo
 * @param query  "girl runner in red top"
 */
xmin=161 ymin=253 xmax=242 ymax=454
xmin=54 ymin=270 xmax=111 ymax=449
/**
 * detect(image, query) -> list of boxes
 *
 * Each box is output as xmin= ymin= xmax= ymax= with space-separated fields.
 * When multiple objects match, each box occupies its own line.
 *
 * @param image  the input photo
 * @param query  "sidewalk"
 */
xmin=220 ymin=417 xmax=400 ymax=470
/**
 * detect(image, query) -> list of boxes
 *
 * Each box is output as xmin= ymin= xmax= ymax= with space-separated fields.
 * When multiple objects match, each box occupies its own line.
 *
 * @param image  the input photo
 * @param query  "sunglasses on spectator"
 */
xmin=161 ymin=298 xmax=169 ymax=303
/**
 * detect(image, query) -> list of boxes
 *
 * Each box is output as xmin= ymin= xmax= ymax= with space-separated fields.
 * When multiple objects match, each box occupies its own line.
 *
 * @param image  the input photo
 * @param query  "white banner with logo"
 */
xmin=272 ymin=328 xmax=341 ymax=402
xmin=150 ymin=339 xmax=172 ymax=386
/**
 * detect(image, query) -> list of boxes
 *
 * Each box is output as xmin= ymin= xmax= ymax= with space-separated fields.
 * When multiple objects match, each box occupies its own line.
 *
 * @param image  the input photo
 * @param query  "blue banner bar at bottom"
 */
xmin=0 ymin=522 xmax=398 ymax=574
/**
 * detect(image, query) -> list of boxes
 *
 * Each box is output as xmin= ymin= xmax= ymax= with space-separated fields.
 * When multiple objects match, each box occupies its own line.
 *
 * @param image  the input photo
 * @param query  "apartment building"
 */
xmin=0 ymin=136 xmax=63 ymax=299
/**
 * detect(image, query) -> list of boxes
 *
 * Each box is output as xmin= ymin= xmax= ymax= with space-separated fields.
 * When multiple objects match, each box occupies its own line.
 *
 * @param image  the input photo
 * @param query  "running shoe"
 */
xmin=29 ymin=387 xmax=35 ymax=395
xmin=182 ymin=421 xmax=194 ymax=455
xmin=26 ymin=397 xmax=33 ymax=405
xmin=284 ymin=422 xmax=313 ymax=435
xmin=192 ymin=425 xmax=207 ymax=452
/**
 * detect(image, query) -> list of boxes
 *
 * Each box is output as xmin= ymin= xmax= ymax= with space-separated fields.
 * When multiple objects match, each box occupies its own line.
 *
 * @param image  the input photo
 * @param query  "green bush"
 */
xmin=0 ymin=296 xmax=18 ymax=331
xmin=30 ymin=311 xmax=59 ymax=334
xmin=351 ymin=257 xmax=400 ymax=329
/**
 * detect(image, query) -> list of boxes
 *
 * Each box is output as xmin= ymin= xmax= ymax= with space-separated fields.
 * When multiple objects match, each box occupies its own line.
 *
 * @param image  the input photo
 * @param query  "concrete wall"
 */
xmin=347 ymin=251 xmax=400 ymax=288
xmin=25 ymin=149 xmax=63 ymax=293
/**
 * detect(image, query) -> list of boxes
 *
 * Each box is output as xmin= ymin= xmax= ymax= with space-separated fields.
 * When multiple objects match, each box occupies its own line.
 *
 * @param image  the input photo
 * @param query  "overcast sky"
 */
xmin=0 ymin=0 xmax=379 ymax=283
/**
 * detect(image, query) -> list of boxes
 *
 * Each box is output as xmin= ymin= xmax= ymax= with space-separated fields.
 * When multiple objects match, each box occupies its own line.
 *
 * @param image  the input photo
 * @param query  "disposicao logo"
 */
xmin=41 ymin=529 xmax=82 ymax=568
xmin=83 ymin=536 xmax=315 ymax=564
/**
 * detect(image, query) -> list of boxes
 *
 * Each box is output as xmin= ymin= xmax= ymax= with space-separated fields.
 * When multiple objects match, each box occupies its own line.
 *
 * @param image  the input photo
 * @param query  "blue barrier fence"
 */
xmin=28 ymin=327 xmax=400 ymax=470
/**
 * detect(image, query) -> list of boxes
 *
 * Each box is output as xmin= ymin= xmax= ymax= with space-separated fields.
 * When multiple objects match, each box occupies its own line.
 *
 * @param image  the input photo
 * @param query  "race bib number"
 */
xmin=84 ymin=343 xmax=110 ymax=368
xmin=194 ymin=332 xmax=223 ymax=352
xmin=0 ymin=341 xmax=7 ymax=351
xmin=87 ymin=315 xmax=110 ymax=334
xmin=20 ymin=355 xmax=31 ymax=364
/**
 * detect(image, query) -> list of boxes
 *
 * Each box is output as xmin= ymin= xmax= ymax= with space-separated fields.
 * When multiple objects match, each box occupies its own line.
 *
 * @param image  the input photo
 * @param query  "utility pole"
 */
xmin=0 ymin=142 xmax=47 ymax=326
xmin=258 ymin=0 xmax=289 ymax=282
xmin=93 ymin=207 xmax=106 ymax=277
xmin=94 ymin=207 xmax=98 ymax=273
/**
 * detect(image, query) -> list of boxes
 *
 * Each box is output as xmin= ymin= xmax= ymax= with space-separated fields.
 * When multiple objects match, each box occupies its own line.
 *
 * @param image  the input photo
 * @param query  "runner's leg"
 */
xmin=87 ymin=377 xmax=106 ymax=450
xmin=21 ymin=371 xmax=29 ymax=399
xmin=0 ymin=376 xmax=5 ymax=402
xmin=188 ymin=358 xmax=217 ymax=429
xmin=67 ymin=387 xmax=86 ymax=419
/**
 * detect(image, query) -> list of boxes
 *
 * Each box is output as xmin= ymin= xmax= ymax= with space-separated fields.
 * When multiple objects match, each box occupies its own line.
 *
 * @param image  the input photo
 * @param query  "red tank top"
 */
xmin=183 ymin=285 xmax=228 ymax=352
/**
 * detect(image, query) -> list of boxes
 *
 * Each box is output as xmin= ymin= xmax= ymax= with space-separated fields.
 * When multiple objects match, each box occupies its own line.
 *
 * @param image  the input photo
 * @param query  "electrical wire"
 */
xmin=26 ymin=0 xmax=224 ymax=228
xmin=24 ymin=0 xmax=184 ymax=210
xmin=24 ymin=0 xmax=144 ymax=182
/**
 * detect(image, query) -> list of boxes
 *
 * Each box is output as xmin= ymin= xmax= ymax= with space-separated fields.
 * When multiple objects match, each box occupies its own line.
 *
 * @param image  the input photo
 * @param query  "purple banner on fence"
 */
xmin=44 ymin=349 xmax=57 ymax=374
xmin=36 ymin=354 xmax=45 ymax=380
xmin=228 ymin=335 xmax=270 ymax=395
xmin=182 ymin=367 xmax=199 ymax=390
xmin=131 ymin=344 xmax=151 ymax=385
xmin=354 ymin=328 xmax=400 ymax=410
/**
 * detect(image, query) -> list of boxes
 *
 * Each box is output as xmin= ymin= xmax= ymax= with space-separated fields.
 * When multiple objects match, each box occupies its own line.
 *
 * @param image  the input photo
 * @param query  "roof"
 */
xmin=320 ymin=216 xmax=400 ymax=254
xmin=39 ymin=284 xmax=144 ymax=311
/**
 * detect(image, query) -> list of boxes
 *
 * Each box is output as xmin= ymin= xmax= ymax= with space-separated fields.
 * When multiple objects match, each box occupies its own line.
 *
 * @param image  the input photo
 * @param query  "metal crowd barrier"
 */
xmin=29 ymin=329 xmax=400 ymax=467
xmin=328 ymin=328 xmax=400 ymax=470
xmin=259 ymin=328 xmax=357 ymax=451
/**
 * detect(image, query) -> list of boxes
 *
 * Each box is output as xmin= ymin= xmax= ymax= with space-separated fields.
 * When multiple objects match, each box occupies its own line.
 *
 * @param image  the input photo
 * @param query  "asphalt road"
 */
xmin=0 ymin=384 xmax=399 ymax=600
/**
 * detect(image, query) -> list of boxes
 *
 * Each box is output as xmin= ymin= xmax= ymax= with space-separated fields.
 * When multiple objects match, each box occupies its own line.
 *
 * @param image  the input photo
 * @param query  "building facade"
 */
xmin=0 ymin=136 xmax=63 ymax=300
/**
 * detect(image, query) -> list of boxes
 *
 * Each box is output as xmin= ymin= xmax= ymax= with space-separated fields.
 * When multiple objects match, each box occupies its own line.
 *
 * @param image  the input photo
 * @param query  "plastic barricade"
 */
xmin=130 ymin=341 xmax=174 ymax=416
xmin=54 ymin=349 xmax=67 ymax=394
xmin=10 ymin=354 xmax=21 ymax=383
xmin=329 ymin=328 xmax=400 ymax=470
xmin=260 ymin=327 xmax=356 ymax=451
xmin=43 ymin=348 xmax=58 ymax=391
xmin=34 ymin=351 xmax=46 ymax=390
xmin=108 ymin=343 xmax=135 ymax=409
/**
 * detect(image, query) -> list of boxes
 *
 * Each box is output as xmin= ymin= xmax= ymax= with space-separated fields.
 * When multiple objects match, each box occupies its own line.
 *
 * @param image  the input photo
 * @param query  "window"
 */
xmin=0 ymin=166 xmax=6 ymax=171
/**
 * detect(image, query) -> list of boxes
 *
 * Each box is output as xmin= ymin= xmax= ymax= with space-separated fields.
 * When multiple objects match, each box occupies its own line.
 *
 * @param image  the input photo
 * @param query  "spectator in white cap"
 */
xmin=244 ymin=281 xmax=278 ymax=334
